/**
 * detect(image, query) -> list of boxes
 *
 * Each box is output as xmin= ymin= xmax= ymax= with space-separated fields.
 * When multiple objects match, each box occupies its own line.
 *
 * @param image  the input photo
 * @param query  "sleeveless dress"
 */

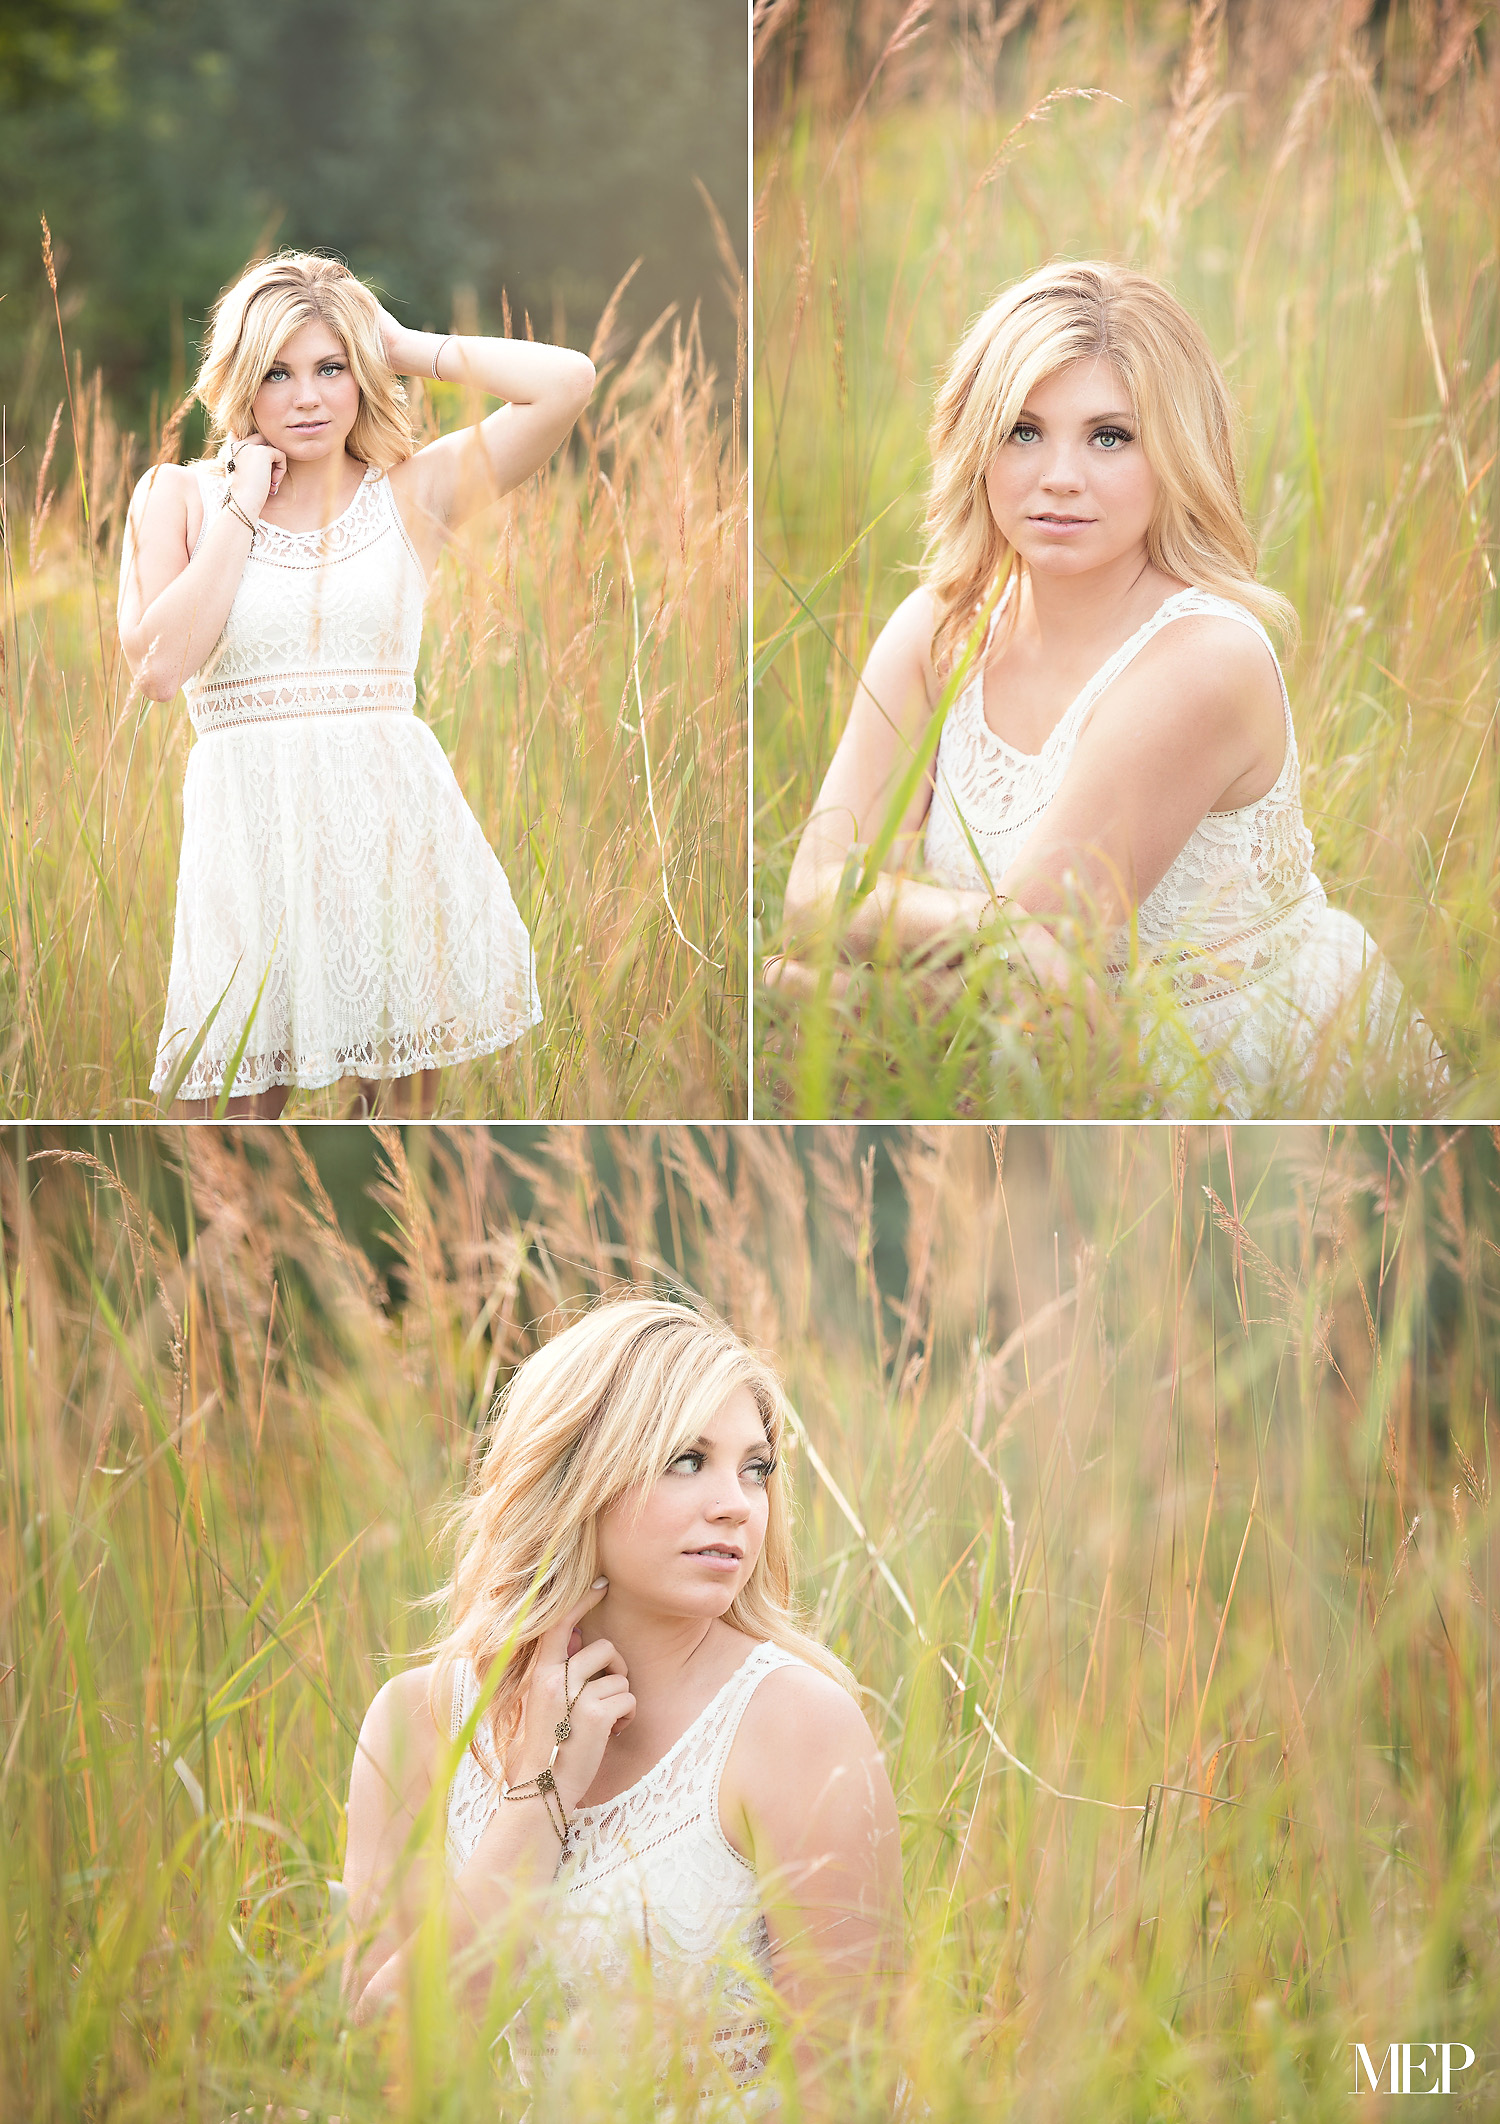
xmin=149 ymin=460 xmax=541 ymax=1102
xmin=445 ymin=1640 xmax=801 ymax=2111
xmin=922 ymin=584 xmax=1442 ymax=1117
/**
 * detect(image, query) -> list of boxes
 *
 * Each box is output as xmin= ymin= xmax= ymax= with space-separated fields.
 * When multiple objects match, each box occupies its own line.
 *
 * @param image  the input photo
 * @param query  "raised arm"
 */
xmin=724 ymin=1666 xmax=903 ymax=2108
xmin=345 ymin=1588 xmax=630 ymax=2024
xmin=117 ymin=444 xmax=283 ymax=702
xmin=991 ymin=611 xmax=1287 ymax=931
xmin=379 ymin=308 xmax=595 ymax=540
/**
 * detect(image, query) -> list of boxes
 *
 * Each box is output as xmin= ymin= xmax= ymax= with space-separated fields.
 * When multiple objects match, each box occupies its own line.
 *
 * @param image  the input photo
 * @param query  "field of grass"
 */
xmin=753 ymin=0 xmax=1500 ymax=1119
xmin=1 ymin=272 xmax=747 ymax=1118
xmin=2 ymin=1120 xmax=1497 ymax=2119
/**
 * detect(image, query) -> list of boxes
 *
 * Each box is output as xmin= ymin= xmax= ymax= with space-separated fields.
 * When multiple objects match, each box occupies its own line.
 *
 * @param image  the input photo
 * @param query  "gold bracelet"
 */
xmin=975 ymin=895 xmax=1011 ymax=964
xmin=501 ymin=1655 xmax=578 ymax=1848
xmin=221 ymin=491 xmax=258 ymax=540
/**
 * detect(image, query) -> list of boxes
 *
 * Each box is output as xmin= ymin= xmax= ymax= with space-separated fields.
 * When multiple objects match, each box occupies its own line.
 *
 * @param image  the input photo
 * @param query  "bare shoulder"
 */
xmin=869 ymin=583 xmax=941 ymax=700
xmin=739 ymin=1657 xmax=879 ymax=1762
xmin=127 ymin=460 xmax=198 ymax=523
xmin=1140 ymin=608 xmax=1284 ymax=717
xmin=352 ymin=1661 xmax=449 ymax=1798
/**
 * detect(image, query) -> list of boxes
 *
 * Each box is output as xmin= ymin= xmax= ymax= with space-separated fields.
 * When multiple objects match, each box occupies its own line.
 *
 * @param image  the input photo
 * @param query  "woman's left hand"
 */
xmin=372 ymin=302 xmax=407 ymax=372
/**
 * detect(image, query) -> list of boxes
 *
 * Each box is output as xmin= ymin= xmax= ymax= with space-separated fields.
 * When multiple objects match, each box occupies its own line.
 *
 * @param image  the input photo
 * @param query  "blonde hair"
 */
xmin=432 ymin=1297 xmax=853 ymax=1769
xmin=923 ymin=260 xmax=1296 ymax=672
xmin=192 ymin=250 xmax=415 ymax=469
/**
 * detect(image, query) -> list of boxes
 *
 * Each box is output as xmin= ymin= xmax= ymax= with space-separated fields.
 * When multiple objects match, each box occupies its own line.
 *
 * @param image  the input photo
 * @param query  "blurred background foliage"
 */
xmin=2 ymin=1121 xmax=1498 ymax=2118
xmin=0 ymin=0 xmax=746 ymax=454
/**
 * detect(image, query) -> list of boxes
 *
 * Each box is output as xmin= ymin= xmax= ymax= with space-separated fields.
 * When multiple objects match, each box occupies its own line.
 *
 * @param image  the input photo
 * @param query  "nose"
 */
xmin=1037 ymin=444 xmax=1086 ymax=493
xmin=294 ymin=378 xmax=323 ymax=406
xmin=707 ymin=1488 xmax=751 ymax=1524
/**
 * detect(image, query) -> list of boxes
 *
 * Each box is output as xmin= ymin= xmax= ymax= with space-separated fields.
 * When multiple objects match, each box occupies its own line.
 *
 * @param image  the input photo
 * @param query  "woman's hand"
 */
xmin=222 ymin=431 xmax=286 ymax=513
xmin=508 ymin=1582 xmax=635 ymax=1813
xmin=372 ymin=301 xmax=408 ymax=373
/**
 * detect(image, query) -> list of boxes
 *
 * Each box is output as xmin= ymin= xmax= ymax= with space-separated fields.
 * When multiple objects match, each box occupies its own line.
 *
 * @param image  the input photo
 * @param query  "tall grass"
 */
xmin=0 ymin=266 xmax=747 ymax=1118
xmin=2 ymin=1120 xmax=1496 ymax=2118
xmin=753 ymin=0 xmax=1500 ymax=1119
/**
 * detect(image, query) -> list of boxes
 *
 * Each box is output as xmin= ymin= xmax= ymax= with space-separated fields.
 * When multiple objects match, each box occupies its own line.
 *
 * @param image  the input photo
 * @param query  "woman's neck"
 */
xmin=267 ymin=449 xmax=363 ymax=526
xmin=1018 ymin=547 xmax=1181 ymax=650
xmin=577 ymin=1597 xmax=729 ymax=1707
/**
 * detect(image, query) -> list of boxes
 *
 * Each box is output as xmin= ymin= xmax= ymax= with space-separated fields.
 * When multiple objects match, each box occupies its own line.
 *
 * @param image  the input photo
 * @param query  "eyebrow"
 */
xmin=681 ymin=1433 xmax=771 ymax=1453
xmin=1016 ymin=407 xmax=1135 ymax=425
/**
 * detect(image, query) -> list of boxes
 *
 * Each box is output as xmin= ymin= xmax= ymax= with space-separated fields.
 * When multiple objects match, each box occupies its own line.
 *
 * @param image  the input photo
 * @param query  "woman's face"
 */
xmin=983 ymin=354 xmax=1158 ymax=580
xmin=594 ymin=1386 xmax=775 ymax=1623
xmin=248 ymin=316 xmax=361 ymax=458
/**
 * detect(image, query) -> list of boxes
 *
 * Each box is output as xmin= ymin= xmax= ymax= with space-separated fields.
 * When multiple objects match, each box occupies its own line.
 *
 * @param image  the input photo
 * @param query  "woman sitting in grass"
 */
xmin=340 ymin=1297 xmax=901 ymax=2115
xmin=119 ymin=250 xmax=595 ymax=1119
xmin=767 ymin=260 xmax=1441 ymax=1118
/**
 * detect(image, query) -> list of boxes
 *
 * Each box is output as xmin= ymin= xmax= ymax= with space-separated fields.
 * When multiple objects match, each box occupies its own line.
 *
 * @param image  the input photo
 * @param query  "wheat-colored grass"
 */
xmin=753 ymin=0 xmax=1499 ymax=1119
xmin=1 ymin=274 xmax=747 ymax=1118
xmin=1 ymin=1121 xmax=1495 ymax=2119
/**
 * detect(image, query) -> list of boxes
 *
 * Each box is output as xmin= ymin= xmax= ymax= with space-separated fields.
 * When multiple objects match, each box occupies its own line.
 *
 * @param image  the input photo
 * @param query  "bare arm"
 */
xmin=344 ymin=1589 xmax=630 ymax=2024
xmin=992 ymin=614 xmax=1287 ymax=929
xmin=116 ymin=444 xmax=284 ymax=702
xmin=781 ymin=587 xmax=992 ymax=960
xmin=723 ymin=1667 xmax=903 ymax=2110
xmin=772 ymin=586 xmax=1090 ymax=1005
xmin=380 ymin=308 xmax=595 ymax=542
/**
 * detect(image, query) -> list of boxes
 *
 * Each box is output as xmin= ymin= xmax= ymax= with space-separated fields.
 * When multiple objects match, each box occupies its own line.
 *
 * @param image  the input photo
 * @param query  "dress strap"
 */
xmin=450 ymin=1655 xmax=474 ymax=1743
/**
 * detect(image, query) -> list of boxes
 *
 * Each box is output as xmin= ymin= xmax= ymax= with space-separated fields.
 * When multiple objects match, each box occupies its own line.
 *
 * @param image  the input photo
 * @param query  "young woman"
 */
xmin=340 ymin=1298 xmax=902 ymax=2114
xmin=768 ymin=260 xmax=1441 ymax=1118
xmin=118 ymin=250 xmax=595 ymax=1119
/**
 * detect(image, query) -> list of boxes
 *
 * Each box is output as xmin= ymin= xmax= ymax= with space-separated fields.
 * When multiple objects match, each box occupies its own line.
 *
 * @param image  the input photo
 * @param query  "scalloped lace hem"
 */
xmin=151 ymin=1004 xmax=541 ymax=1102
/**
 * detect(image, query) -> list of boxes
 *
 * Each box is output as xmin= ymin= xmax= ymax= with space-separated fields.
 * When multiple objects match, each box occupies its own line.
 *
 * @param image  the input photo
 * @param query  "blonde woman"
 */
xmin=769 ymin=260 xmax=1439 ymax=1116
xmin=119 ymin=250 xmax=595 ymax=1118
xmin=340 ymin=1298 xmax=901 ymax=2114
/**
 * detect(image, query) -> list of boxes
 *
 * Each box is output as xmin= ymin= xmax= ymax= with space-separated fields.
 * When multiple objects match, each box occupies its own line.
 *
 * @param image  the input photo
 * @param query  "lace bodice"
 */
xmin=183 ymin=461 xmax=425 ymax=736
xmin=446 ymin=1640 xmax=803 ymax=2092
xmin=923 ymin=586 xmax=1325 ymax=1004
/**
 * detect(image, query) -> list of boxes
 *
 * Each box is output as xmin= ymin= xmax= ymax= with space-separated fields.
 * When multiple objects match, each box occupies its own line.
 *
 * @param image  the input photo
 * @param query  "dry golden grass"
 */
xmin=2 ymin=1120 xmax=1496 ymax=2118
xmin=753 ymin=0 xmax=1499 ymax=1118
xmin=1 ymin=270 xmax=747 ymax=1117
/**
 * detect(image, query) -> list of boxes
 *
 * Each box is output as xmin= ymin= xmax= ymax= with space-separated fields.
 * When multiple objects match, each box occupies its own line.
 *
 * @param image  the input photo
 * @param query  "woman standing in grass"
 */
xmin=118 ymin=250 xmax=594 ymax=1118
xmin=341 ymin=1298 xmax=901 ymax=2114
xmin=769 ymin=261 xmax=1441 ymax=1118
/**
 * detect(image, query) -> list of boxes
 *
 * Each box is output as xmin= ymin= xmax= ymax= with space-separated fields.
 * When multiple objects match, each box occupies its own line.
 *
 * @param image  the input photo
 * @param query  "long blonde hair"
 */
xmin=192 ymin=250 xmax=415 ymax=469
xmin=923 ymin=260 xmax=1296 ymax=673
xmin=432 ymin=1297 xmax=853 ymax=1767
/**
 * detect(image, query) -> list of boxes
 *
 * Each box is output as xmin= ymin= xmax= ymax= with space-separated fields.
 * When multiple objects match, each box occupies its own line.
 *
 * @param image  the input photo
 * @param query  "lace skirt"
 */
xmin=150 ymin=709 xmax=541 ymax=1100
xmin=1152 ymin=905 xmax=1444 ymax=1119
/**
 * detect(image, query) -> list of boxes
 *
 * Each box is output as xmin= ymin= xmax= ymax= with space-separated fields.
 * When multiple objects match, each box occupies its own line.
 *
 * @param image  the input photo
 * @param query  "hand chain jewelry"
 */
xmin=502 ymin=1652 xmax=579 ymax=1849
xmin=975 ymin=893 xmax=1012 ymax=965
xmin=220 ymin=488 xmax=258 ymax=541
xmin=431 ymin=334 xmax=452 ymax=381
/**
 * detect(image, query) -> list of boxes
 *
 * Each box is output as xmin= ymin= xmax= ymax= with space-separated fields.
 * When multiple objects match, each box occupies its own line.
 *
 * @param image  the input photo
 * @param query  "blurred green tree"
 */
xmin=0 ymin=0 xmax=744 ymax=447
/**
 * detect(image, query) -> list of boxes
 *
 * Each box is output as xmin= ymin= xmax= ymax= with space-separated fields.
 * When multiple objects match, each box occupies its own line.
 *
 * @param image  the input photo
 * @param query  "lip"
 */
xmin=1029 ymin=512 xmax=1094 ymax=528
xmin=684 ymin=1545 xmax=743 ymax=1568
xmin=288 ymin=420 xmax=329 ymax=432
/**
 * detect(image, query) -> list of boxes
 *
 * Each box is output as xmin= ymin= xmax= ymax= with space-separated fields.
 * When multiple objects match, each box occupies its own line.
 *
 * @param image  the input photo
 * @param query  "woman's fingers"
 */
xmin=761 ymin=956 xmax=856 ymax=1001
xmin=532 ymin=1579 xmax=610 ymax=1669
xmin=565 ymin=1635 xmax=628 ymax=1689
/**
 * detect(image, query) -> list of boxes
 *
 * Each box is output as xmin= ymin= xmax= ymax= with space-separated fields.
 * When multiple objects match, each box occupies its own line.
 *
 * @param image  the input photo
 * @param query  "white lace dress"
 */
xmin=923 ymin=585 xmax=1441 ymax=1116
xmin=149 ymin=460 xmax=541 ymax=1101
xmin=446 ymin=1640 xmax=801 ymax=2111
